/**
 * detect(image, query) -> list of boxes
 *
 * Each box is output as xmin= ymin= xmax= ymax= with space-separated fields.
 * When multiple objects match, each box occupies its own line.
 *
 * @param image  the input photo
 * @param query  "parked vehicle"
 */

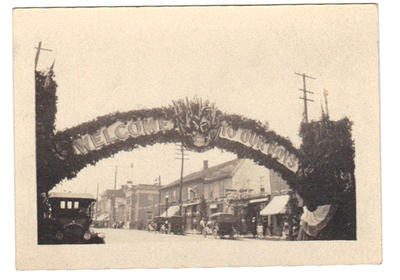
xmin=166 ymin=215 xmax=184 ymax=235
xmin=153 ymin=216 xmax=167 ymax=232
xmin=46 ymin=192 xmax=104 ymax=244
xmin=209 ymin=212 xmax=240 ymax=239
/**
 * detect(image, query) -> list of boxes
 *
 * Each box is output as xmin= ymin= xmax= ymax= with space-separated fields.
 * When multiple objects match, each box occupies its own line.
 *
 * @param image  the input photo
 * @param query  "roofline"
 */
xmin=232 ymin=158 xmax=245 ymax=174
xmin=161 ymin=176 xmax=204 ymax=190
xmin=162 ymin=158 xmax=242 ymax=190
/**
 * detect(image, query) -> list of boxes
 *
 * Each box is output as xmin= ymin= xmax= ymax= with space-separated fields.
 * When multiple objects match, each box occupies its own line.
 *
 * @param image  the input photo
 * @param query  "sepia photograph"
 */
xmin=13 ymin=3 xmax=381 ymax=269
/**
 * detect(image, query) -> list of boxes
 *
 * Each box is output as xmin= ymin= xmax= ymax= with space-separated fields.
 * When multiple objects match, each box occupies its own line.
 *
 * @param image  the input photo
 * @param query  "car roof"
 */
xmin=209 ymin=212 xmax=235 ymax=218
xmin=48 ymin=192 xmax=96 ymax=200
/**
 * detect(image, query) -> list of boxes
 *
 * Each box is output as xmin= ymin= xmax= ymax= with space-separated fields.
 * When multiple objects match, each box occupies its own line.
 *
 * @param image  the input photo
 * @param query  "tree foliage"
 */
xmin=297 ymin=116 xmax=356 ymax=239
xmin=36 ymin=69 xmax=58 ymax=193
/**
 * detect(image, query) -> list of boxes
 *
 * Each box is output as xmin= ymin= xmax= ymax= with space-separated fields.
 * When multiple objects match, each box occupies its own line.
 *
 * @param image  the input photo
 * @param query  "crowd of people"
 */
xmin=141 ymin=215 xmax=299 ymax=240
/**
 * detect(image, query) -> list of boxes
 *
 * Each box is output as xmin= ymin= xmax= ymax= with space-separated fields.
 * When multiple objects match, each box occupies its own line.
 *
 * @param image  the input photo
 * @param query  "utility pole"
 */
xmin=323 ymin=89 xmax=330 ymax=118
xmin=111 ymin=165 xmax=118 ymax=225
xmin=295 ymin=72 xmax=315 ymax=123
xmin=157 ymin=175 xmax=162 ymax=216
xmin=96 ymin=183 xmax=99 ymax=215
xmin=34 ymin=41 xmax=53 ymax=71
xmin=320 ymin=99 xmax=326 ymax=119
xmin=175 ymin=144 xmax=189 ymax=216
xmin=130 ymin=163 xmax=134 ymax=183
xmin=114 ymin=165 xmax=118 ymax=190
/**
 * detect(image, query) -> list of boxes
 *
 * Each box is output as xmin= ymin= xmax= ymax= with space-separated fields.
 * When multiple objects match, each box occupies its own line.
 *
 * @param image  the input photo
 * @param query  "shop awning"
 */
xmin=182 ymin=201 xmax=200 ymax=207
xmin=249 ymin=197 xmax=270 ymax=204
xmin=160 ymin=205 xmax=180 ymax=217
xmin=260 ymin=195 xmax=290 ymax=216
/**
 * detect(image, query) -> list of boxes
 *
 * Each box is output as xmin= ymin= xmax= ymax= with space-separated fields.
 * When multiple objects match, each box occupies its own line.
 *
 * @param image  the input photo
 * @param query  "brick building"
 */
xmin=124 ymin=184 xmax=159 ymax=229
xmin=159 ymin=158 xmax=289 ymax=232
xmin=95 ymin=188 xmax=126 ymax=227
xmin=96 ymin=182 xmax=160 ymax=229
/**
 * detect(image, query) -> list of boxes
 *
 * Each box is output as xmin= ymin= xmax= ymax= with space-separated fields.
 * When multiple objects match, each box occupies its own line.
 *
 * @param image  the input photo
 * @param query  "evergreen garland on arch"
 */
xmin=45 ymin=97 xmax=303 ymax=192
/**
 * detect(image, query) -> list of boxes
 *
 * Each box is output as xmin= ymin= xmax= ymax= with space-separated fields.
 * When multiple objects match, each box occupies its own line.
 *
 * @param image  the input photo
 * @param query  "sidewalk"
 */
xmin=241 ymin=235 xmax=286 ymax=241
xmin=184 ymin=230 xmax=288 ymax=240
xmin=185 ymin=230 xmax=202 ymax=235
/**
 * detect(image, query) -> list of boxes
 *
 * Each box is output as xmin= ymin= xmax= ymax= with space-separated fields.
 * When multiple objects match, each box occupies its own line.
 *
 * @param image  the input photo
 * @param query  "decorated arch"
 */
xmin=36 ymin=69 xmax=302 ymax=195
xmin=50 ymin=98 xmax=301 ymax=191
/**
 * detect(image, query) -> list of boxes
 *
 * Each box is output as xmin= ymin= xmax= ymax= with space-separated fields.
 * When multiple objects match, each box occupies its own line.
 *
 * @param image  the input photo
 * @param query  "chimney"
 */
xmin=203 ymin=160 xmax=209 ymax=170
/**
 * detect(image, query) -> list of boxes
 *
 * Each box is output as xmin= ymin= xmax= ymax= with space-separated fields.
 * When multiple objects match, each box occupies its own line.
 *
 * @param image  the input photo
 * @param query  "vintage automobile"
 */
xmin=153 ymin=216 xmax=167 ymax=232
xmin=153 ymin=215 xmax=184 ymax=234
xmin=166 ymin=215 xmax=185 ymax=235
xmin=209 ymin=212 xmax=240 ymax=239
xmin=47 ymin=192 xmax=104 ymax=244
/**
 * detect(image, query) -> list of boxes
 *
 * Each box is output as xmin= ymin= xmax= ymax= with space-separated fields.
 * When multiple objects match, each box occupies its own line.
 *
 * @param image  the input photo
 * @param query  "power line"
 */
xmin=295 ymin=72 xmax=315 ymax=123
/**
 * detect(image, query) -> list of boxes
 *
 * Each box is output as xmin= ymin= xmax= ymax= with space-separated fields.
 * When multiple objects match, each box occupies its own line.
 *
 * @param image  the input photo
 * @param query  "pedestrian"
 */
xmin=257 ymin=223 xmax=263 ymax=239
xmin=240 ymin=218 xmax=247 ymax=235
xmin=251 ymin=217 xmax=257 ymax=238
xmin=199 ymin=218 xmax=206 ymax=234
xmin=160 ymin=223 xmax=166 ymax=234
xmin=204 ymin=220 xmax=213 ymax=237
xmin=165 ymin=220 xmax=170 ymax=234
xmin=282 ymin=221 xmax=289 ymax=240
xmin=262 ymin=217 xmax=268 ymax=236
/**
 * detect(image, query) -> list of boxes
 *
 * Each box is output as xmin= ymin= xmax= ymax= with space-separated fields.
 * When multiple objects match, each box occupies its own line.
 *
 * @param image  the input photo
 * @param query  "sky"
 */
xmin=13 ymin=5 xmax=378 ymax=196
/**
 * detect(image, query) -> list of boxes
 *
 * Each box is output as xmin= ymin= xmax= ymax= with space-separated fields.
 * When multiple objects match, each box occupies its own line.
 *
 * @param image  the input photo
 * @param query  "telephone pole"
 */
xmin=175 ymin=144 xmax=189 ymax=216
xmin=156 ymin=175 xmax=162 ymax=216
xmin=96 ymin=183 xmax=100 ymax=215
xmin=130 ymin=162 xmax=134 ymax=183
xmin=111 ymin=165 xmax=118 ymax=225
xmin=113 ymin=165 xmax=118 ymax=190
xmin=34 ymin=41 xmax=53 ymax=71
xmin=295 ymin=72 xmax=315 ymax=123
xmin=323 ymin=89 xmax=330 ymax=118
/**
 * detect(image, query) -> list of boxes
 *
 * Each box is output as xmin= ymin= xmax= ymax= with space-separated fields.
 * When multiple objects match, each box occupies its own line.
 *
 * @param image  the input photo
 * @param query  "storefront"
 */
xmin=183 ymin=202 xmax=199 ymax=231
xmin=260 ymin=194 xmax=290 ymax=237
xmin=229 ymin=196 xmax=270 ymax=235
